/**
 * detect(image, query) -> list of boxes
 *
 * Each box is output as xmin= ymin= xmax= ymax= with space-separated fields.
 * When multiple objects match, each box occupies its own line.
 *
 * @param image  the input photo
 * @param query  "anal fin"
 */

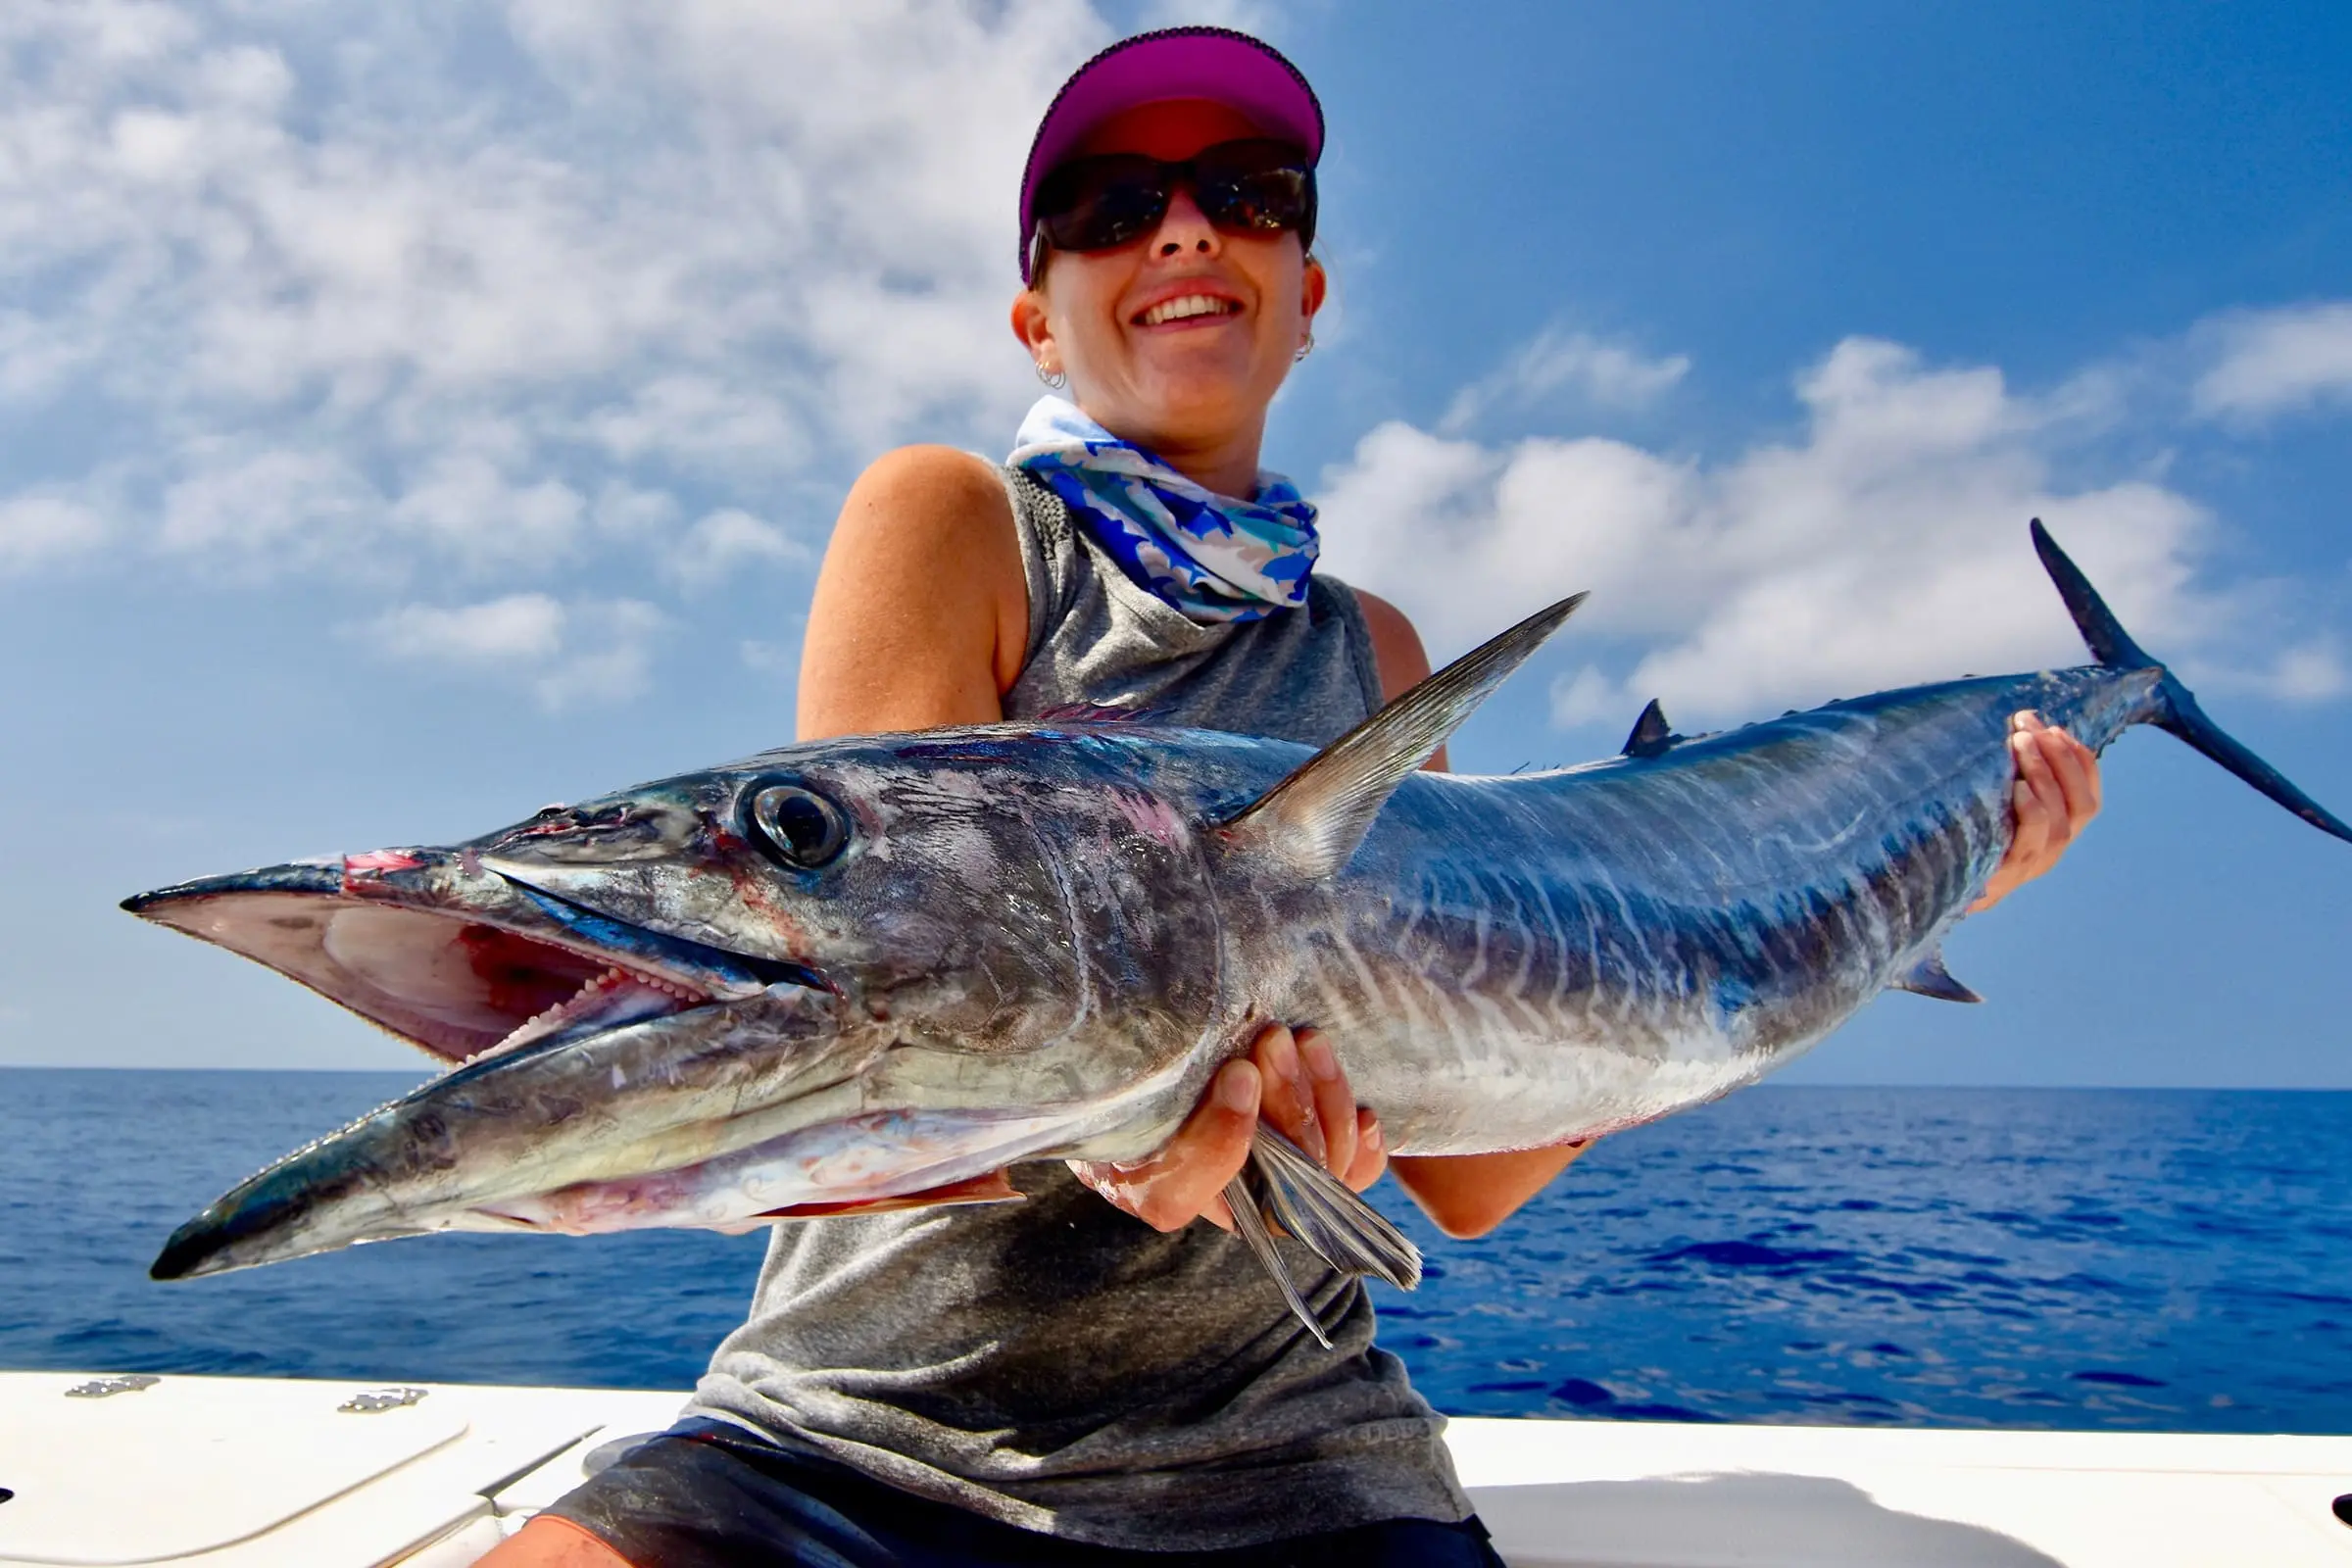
xmin=1891 ymin=950 xmax=1983 ymax=1004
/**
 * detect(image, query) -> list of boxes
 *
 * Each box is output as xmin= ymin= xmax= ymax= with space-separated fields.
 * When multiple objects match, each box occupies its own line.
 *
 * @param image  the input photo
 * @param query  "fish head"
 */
xmin=467 ymin=728 xmax=1192 ymax=1051
xmin=125 ymin=724 xmax=1229 ymax=1276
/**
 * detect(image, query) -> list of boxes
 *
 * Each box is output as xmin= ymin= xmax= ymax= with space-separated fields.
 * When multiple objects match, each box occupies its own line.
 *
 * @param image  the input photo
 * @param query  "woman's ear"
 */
xmin=1010 ymin=288 xmax=1057 ymax=373
xmin=1299 ymin=255 xmax=1329 ymax=334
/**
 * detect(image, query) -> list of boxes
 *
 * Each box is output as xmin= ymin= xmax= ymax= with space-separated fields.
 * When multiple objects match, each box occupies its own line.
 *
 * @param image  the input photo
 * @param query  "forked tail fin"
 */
xmin=2032 ymin=519 xmax=2352 ymax=843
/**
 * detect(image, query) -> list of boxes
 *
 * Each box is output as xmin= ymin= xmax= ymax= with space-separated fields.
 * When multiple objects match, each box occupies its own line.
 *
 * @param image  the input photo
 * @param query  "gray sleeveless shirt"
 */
xmin=686 ymin=466 xmax=1472 ymax=1551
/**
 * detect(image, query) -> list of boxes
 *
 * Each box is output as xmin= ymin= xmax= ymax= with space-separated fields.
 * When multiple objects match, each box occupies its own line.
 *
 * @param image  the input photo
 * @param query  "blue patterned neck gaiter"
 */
xmin=1008 ymin=395 xmax=1319 ymax=623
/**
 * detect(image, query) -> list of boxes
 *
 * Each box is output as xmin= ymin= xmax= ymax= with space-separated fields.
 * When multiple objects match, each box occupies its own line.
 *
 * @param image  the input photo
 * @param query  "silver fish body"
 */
xmin=129 ymin=524 xmax=2347 ymax=1303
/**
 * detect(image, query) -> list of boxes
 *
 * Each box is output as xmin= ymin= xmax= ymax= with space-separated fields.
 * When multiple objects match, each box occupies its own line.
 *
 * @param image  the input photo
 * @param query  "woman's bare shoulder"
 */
xmin=842 ymin=444 xmax=1010 ymax=530
xmin=801 ymin=446 xmax=1027 ymax=737
xmin=823 ymin=445 xmax=1018 ymax=584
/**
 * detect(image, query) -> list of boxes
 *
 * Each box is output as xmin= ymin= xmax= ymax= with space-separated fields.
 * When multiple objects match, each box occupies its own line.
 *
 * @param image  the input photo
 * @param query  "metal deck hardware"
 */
xmin=338 ymin=1386 xmax=430 ymax=1413
xmin=63 ymin=1374 xmax=161 ymax=1398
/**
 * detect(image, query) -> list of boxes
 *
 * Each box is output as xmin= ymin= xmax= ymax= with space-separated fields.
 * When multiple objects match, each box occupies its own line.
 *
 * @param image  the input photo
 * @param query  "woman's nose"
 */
xmin=1152 ymin=185 xmax=1221 ymax=260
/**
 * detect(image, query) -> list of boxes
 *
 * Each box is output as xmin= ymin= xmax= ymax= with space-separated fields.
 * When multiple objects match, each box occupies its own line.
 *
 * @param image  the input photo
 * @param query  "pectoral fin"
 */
xmin=1248 ymin=1126 xmax=1421 ymax=1290
xmin=1222 ymin=1171 xmax=1331 ymax=1350
xmin=1219 ymin=594 xmax=1587 ymax=878
xmin=1891 ymin=950 xmax=1983 ymax=1004
xmin=1222 ymin=1127 xmax=1426 ymax=1349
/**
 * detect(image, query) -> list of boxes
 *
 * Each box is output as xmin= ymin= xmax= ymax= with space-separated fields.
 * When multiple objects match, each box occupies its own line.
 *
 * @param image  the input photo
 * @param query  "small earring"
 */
xmin=1294 ymin=332 xmax=1314 ymax=364
xmin=1035 ymin=362 xmax=1067 ymax=390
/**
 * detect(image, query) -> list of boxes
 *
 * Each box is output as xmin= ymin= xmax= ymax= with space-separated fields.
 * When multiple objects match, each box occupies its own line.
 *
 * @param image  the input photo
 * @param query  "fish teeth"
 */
xmin=484 ymin=963 xmax=707 ymax=1056
xmin=613 ymin=963 xmax=702 ymax=1002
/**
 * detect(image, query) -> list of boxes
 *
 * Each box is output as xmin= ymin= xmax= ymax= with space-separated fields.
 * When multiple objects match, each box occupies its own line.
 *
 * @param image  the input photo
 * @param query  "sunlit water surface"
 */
xmin=3 ymin=1071 xmax=2344 ymax=1432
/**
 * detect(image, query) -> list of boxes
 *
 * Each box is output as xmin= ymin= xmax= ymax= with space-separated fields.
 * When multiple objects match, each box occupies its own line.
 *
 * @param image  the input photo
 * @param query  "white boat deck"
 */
xmin=1 ymin=1371 xmax=2346 ymax=1566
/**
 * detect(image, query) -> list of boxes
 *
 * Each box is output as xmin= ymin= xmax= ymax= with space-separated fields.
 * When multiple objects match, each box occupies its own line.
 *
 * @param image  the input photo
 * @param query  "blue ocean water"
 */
xmin=2 ymin=1070 xmax=2346 ymax=1433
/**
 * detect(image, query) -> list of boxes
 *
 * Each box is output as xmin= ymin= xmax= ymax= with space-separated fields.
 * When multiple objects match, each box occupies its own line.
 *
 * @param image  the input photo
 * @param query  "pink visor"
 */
xmin=1019 ymin=26 xmax=1325 ymax=283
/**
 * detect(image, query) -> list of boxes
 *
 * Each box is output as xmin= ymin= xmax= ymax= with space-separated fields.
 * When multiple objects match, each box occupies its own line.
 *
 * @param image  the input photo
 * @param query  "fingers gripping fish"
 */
xmin=125 ymin=523 xmax=2350 ymax=1348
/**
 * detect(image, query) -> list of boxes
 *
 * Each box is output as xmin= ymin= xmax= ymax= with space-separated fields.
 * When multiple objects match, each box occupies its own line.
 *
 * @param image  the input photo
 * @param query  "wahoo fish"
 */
xmin=128 ymin=523 xmax=2349 ymax=1345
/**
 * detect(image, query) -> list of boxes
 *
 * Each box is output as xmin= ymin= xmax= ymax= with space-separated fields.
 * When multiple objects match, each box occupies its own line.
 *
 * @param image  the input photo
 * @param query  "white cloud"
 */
xmin=1318 ymin=335 xmax=2336 ymax=730
xmin=2192 ymin=302 xmax=2352 ymax=420
xmin=668 ymin=508 xmax=806 ymax=588
xmin=586 ymin=377 xmax=809 ymax=475
xmin=368 ymin=594 xmax=567 ymax=663
xmin=360 ymin=593 xmax=664 ymax=709
xmin=158 ymin=446 xmax=384 ymax=564
xmin=0 ymin=495 xmax=111 ymax=573
xmin=2243 ymin=637 xmax=2349 ymax=703
xmin=387 ymin=453 xmax=586 ymax=569
xmin=1441 ymin=326 xmax=1690 ymax=432
xmin=1137 ymin=0 xmax=1284 ymax=33
xmin=739 ymin=636 xmax=800 ymax=680
xmin=530 ymin=600 xmax=667 ymax=710
xmin=0 ymin=1 xmax=1104 ymax=585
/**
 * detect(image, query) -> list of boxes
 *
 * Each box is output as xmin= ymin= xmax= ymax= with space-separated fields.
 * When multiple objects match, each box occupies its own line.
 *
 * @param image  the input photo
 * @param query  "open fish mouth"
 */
xmin=122 ymin=853 xmax=828 ymax=1067
xmin=129 ymin=850 xmax=861 ymax=1281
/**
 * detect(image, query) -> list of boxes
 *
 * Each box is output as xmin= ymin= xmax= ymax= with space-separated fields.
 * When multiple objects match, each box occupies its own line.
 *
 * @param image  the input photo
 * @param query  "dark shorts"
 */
xmin=546 ymin=1420 xmax=1507 ymax=1567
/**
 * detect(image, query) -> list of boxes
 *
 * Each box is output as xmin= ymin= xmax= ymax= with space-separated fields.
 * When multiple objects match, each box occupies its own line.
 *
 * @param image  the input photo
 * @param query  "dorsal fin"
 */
xmin=1622 ymin=698 xmax=1676 ymax=759
xmin=1218 ymin=594 xmax=1588 ymax=877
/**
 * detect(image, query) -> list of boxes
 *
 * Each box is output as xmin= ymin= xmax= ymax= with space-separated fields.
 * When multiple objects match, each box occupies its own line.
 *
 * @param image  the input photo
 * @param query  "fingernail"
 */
xmin=1265 ymin=1027 xmax=1298 ymax=1080
xmin=1302 ymin=1036 xmax=1339 ymax=1082
xmin=1219 ymin=1061 xmax=1259 ymax=1113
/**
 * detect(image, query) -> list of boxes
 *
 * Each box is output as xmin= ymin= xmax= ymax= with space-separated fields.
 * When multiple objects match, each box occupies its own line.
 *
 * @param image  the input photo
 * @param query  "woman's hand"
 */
xmin=1069 ymin=1024 xmax=1386 ymax=1231
xmin=1969 ymin=710 xmax=2102 ymax=913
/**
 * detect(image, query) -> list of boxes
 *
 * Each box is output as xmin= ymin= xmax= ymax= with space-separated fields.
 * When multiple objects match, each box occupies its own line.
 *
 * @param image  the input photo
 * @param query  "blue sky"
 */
xmin=2 ymin=1 xmax=2347 ymax=1085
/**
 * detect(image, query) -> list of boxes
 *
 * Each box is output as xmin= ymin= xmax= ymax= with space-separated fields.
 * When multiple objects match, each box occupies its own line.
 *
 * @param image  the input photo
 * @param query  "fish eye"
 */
xmin=747 ymin=783 xmax=850 ymax=869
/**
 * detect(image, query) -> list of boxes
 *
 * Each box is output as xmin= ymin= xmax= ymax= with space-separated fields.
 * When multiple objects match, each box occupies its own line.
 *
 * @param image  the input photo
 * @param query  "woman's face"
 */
xmin=1011 ymin=100 xmax=1326 ymax=471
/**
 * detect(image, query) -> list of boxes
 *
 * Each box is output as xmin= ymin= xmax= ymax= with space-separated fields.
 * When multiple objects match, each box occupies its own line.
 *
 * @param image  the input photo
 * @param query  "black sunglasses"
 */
xmin=1030 ymin=137 xmax=1317 ymax=272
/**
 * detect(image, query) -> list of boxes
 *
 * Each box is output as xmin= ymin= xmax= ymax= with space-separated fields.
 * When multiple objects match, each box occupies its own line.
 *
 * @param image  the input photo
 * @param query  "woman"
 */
xmin=494 ymin=26 xmax=2100 ymax=1567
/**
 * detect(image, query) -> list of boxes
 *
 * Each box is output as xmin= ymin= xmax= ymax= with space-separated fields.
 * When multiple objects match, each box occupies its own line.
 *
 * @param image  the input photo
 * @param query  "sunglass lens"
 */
xmin=1199 ymin=166 xmax=1311 ymax=232
xmin=1033 ymin=141 xmax=1314 ymax=258
xmin=1189 ymin=142 xmax=1313 ymax=234
xmin=1038 ymin=158 xmax=1170 ymax=252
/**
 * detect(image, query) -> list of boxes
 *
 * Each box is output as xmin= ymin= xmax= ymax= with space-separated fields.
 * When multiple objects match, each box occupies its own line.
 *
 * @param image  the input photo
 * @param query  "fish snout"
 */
xmin=148 ymin=1143 xmax=402 ymax=1280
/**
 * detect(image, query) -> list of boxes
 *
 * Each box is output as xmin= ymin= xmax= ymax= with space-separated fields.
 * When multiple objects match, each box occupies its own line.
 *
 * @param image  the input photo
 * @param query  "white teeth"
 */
xmin=485 ymin=961 xmax=709 ymax=1056
xmin=1142 ymin=293 xmax=1235 ymax=326
xmin=620 ymin=966 xmax=700 ymax=1001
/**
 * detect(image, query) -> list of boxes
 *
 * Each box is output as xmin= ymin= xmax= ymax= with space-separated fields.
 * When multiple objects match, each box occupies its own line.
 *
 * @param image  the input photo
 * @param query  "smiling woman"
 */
xmin=1009 ymin=102 xmax=1325 ymax=503
xmin=479 ymin=24 xmax=2098 ymax=1568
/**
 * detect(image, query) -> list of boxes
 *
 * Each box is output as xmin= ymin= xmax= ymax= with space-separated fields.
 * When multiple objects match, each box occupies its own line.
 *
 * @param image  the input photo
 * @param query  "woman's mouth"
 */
xmin=1136 ymin=293 xmax=1242 ymax=327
